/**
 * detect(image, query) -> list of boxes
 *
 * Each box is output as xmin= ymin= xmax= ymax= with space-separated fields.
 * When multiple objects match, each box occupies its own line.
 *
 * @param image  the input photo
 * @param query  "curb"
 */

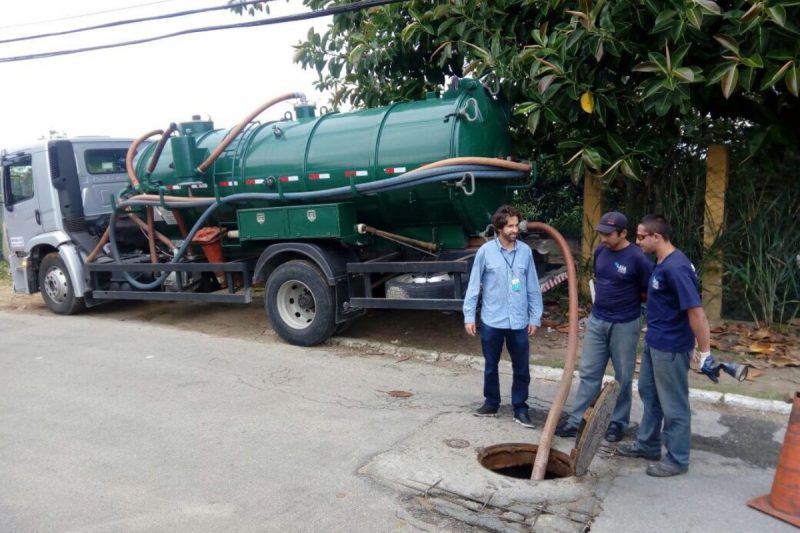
xmin=329 ymin=336 xmax=793 ymax=415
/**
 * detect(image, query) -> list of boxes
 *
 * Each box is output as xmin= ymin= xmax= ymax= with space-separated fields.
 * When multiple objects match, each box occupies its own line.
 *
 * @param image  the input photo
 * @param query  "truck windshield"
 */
xmin=85 ymin=149 xmax=127 ymax=174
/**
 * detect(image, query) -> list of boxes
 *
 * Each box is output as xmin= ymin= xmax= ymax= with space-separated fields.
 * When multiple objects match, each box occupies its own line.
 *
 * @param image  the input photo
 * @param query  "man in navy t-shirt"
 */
xmin=556 ymin=211 xmax=652 ymax=442
xmin=617 ymin=214 xmax=712 ymax=477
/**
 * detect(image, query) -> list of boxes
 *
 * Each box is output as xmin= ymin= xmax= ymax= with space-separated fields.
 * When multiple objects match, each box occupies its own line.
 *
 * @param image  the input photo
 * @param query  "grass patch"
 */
xmin=533 ymin=357 xmax=567 ymax=369
xmin=0 ymin=260 xmax=9 ymax=282
xmin=690 ymin=382 xmax=789 ymax=402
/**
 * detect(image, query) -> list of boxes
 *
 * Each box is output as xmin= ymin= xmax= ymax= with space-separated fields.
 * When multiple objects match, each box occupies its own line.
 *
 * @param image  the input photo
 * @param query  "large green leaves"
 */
xmin=286 ymin=0 xmax=799 ymax=179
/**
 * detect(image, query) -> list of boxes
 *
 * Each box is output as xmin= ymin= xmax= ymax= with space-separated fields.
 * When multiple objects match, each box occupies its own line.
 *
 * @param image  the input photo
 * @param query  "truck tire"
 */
xmin=385 ymin=273 xmax=464 ymax=299
xmin=265 ymin=260 xmax=336 ymax=346
xmin=38 ymin=252 xmax=85 ymax=315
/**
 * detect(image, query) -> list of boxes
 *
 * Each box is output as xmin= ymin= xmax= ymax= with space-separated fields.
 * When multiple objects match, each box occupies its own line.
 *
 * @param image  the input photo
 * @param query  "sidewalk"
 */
xmin=330 ymin=336 xmax=794 ymax=415
xmin=332 ymin=335 xmax=795 ymax=533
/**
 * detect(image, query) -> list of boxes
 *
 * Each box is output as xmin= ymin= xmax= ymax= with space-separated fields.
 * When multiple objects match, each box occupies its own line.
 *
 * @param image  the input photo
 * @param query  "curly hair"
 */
xmin=491 ymin=204 xmax=521 ymax=230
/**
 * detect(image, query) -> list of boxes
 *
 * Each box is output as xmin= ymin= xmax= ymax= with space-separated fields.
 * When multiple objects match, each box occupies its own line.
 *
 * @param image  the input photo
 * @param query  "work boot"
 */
xmin=555 ymin=420 xmax=578 ymax=438
xmin=646 ymin=460 xmax=688 ymax=477
xmin=604 ymin=422 xmax=624 ymax=443
xmin=474 ymin=404 xmax=499 ymax=417
xmin=616 ymin=442 xmax=661 ymax=461
xmin=514 ymin=410 xmax=536 ymax=429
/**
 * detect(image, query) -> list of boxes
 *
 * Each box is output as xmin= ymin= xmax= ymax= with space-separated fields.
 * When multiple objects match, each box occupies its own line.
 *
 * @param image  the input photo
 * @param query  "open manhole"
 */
xmin=478 ymin=443 xmax=573 ymax=479
xmin=477 ymin=381 xmax=620 ymax=479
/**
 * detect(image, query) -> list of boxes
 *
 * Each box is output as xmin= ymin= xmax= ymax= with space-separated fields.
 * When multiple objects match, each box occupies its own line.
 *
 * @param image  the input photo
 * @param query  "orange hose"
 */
xmin=172 ymin=209 xmax=190 ymax=238
xmin=127 ymin=212 xmax=175 ymax=250
xmin=126 ymin=129 xmax=163 ymax=189
xmin=126 ymin=194 xmax=214 ymax=204
xmin=146 ymin=206 xmax=158 ymax=263
xmin=196 ymin=92 xmax=304 ymax=174
xmin=85 ymin=226 xmax=110 ymax=263
xmin=415 ymin=157 xmax=530 ymax=173
xmin=527 ymin=222 xmax=579 ymax=481
xmin=147 ymin=123 xmax=178 ymax=174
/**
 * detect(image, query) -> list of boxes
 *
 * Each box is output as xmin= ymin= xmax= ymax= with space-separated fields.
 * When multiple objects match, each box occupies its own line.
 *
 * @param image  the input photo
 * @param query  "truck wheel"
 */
xmin=265 ymin=260 xmax=336 ymax=346
xmin=38 ymin=252 xmax=85 ymax=315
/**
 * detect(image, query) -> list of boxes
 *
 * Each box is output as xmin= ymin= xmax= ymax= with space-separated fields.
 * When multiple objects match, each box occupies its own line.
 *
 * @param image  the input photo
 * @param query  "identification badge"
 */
xmin=511 ymin=277 xmax=521 ymax=292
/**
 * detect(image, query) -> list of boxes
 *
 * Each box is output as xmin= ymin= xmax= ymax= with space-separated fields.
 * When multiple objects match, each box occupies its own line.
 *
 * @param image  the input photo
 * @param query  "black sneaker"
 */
xmin=514 ymin=411 xmax=535 ymax=428
xmin=604 ymin=422 xmax=624 ymax=443
xmin=616 ymin=442 xmax=661 ymax=461
xmin=473 ymin=404 xmax=499 ymax=417
xmin=555 ymin=420 xmax=578 ymax=438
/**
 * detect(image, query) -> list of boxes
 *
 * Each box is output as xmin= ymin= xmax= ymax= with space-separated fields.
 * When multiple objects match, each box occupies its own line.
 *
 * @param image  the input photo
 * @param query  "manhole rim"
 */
xmin=477 ymin=442 xmax=575 ymax=479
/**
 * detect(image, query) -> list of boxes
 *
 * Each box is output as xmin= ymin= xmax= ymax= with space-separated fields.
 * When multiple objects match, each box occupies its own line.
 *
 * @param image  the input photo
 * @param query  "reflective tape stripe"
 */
xmin=279 ymin=175 xmax=299 ymax=182
xmin=245 ymin=178 xmax=265 ymax=185
xmin=345 ymin=170 xmax=368 ymax=177
xmin=384 ymin=167 xmax=407 ymax=174
xmin=308 ymin=173 xmax=330 ymax=180
xmin=218 ymin=180 xmax=238 ymax=187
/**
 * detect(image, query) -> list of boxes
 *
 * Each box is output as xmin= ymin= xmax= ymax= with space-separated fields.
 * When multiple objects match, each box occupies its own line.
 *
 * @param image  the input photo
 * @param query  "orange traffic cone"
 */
xmin=748 ymin=391 xmax=800 ymax=527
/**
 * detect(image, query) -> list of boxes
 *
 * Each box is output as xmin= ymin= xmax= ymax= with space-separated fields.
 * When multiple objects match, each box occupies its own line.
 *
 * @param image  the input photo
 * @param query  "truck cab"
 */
xmin=1 ymin=138 xmax=133 ymax=311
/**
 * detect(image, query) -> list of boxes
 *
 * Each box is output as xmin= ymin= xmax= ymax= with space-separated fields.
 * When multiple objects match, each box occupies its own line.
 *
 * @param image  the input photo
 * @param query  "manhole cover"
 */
xmin=444 ymin=438 xmax=471 ymax=449
xmin=574 ymin=380 xmax=621 ymax=476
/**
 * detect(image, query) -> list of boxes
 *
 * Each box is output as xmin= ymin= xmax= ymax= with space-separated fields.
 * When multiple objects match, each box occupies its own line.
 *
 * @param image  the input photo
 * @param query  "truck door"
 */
xmin=1 ymin=151 xmax=42 ymax=292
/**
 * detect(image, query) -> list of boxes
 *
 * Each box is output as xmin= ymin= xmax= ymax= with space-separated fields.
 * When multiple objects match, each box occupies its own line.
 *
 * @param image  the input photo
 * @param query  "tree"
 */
xmin=290 ymin=0 xmax=799 ymax=181
xmin=229 ymin=0 xmax=800 ymax=323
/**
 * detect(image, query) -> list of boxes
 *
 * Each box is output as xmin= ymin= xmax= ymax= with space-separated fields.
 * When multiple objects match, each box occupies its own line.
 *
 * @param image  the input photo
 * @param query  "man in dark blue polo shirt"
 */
xmin=556 ymin=211 xmax=652 ymax=442
xmin=617 ymin=214 xmax=712 ymax=477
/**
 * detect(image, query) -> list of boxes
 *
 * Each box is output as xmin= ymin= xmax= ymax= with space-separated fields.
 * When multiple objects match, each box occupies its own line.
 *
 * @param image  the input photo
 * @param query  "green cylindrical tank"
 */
xmin=135 ymin=79 xmax=523 ymax=246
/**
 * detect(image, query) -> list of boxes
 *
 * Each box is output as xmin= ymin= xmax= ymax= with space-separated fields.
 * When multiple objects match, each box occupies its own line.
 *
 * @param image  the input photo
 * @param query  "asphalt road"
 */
xmin=0 ymin=310 xmax=795 ymax=532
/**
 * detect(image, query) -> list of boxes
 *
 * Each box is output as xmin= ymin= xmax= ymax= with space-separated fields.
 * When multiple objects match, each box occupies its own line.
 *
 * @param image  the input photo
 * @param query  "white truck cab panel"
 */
xmin=2 ymin=138 xmax=133 ymax=297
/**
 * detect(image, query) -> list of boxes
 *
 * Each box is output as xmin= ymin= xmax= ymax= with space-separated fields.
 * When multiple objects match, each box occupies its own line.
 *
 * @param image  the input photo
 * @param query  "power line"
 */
xmin=0 ymin=0 xmax=274 ymax=45
xmin=0 ymin=0 xmax=405 ymax=64
xmin=0 ymin=0 xmax=185 ymax=30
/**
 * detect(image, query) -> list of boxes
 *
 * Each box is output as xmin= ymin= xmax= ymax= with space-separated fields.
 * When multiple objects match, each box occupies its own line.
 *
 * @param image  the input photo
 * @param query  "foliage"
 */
xmin=0 ymin=260 xmax=8 ymax=282
xmin=292 ymin=0 xmax=800 ymax=182
xmin=719 ymin=158 xmax=800 ymax=328
xmin=227 ymin=0 xmax=276 ymax=16
xmin=513 ymin=159 xmax=583 ymax=236
xmin=231 ymin=0 xmax=800 ymax=324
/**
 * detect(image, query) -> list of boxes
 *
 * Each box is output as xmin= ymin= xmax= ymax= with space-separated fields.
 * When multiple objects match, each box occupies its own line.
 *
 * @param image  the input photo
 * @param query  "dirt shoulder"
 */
xmin=0 ymin=282 xmax=797 ymax=404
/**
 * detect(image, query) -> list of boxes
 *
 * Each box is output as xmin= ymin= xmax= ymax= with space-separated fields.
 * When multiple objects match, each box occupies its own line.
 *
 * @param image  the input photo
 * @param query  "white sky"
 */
xmin=0 ymin=0 xmax=331 ymax=149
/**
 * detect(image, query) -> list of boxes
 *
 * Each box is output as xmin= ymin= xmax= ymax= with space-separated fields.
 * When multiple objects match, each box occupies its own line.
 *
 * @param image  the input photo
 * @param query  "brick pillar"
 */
xmin=703 ymin=144 xmax=729 ymax=321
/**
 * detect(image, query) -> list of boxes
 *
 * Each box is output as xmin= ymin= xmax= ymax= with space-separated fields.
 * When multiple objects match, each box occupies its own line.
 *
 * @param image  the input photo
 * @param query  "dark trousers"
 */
xmin=479 ymin=323 xmax=530 ymax=414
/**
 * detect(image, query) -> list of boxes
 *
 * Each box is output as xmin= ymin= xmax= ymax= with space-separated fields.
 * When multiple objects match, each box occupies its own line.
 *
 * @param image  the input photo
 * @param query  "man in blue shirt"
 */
xmin=617 ymin=214 xmax=712 ymax=477
xmin=463 ymin=205 xmax=543 ymax=428
xmin=555 ymin=211 xmax=652 ymax=442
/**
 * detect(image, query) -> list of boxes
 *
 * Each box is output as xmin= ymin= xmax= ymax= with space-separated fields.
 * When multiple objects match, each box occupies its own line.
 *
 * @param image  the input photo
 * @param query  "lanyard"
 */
xmin=496 ymin=239 xmax=516 ymax=271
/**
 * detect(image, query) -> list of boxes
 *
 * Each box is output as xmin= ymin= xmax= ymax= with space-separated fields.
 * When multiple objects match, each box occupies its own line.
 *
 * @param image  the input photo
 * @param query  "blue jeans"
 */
xmin=635 ymin=343 xmax=691 ymax=467
xmin=479 ymin=323 xmax=530 ymax=414
xmin=567 ymin=313 xmax=641 ymax=429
